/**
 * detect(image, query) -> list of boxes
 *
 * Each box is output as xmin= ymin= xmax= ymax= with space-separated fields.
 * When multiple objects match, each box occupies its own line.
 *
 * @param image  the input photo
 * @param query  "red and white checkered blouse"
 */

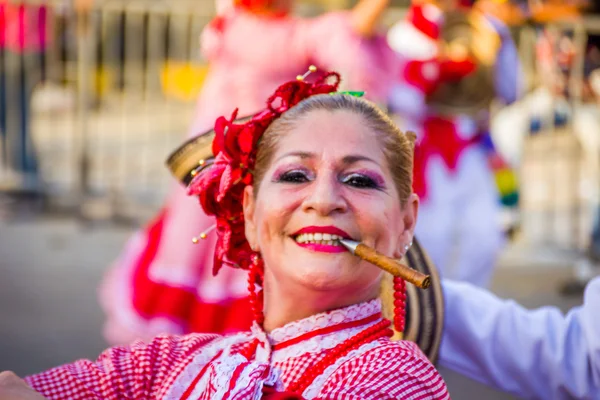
xmin=26 ymin=300 xmax=450 ymax=400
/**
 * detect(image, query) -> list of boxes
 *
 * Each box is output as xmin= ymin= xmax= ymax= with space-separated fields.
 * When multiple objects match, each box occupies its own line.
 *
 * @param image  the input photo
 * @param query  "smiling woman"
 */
xmin=243 ymin=95 xmax=419 ymax=331
xmin=2 ymin=72 xmax=449 ymax=400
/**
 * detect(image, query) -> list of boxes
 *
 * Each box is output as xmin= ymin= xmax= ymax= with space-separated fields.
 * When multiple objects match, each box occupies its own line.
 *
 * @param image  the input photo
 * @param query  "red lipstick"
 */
xmin=291 ymin=226 xmax=352 ymax=238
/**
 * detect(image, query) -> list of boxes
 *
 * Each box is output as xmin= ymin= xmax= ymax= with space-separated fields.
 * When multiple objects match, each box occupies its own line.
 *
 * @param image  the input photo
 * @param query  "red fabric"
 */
xmin=413 ymin=116 xmax=480 ymax=198
xmin=131 ymin=210 xmax=254 ymax=333
xmin=0 ymin=2 xmax=49 ymax=53
xmin=262 ymin=387 xmax=305 ymax=400
xmin=187 ymin=73 xmax=341 ymax=275
xmin=439 ymin=57 xmax=477 ymax=83
xmin=26 ymin=302 xmax=450 ymax=399
xmin=403 ymin=57 xmax=477 ymax=97
xmin=272 ymin=313 xmax=381 ymax=351
xmin=180 ymin=350 xmax=224 ymax=400
xmin=407 ymin=4 xmax=442 ymax=40
xmin=404 ymin=60 xmax=441 ymax=95
xmin=235 ymin=0 xmax=289 ymax=17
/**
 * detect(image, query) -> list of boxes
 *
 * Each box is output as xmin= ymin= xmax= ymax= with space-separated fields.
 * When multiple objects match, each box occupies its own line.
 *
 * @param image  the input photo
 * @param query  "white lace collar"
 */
xmin=251 ymin=299 xmax=382 ymax=348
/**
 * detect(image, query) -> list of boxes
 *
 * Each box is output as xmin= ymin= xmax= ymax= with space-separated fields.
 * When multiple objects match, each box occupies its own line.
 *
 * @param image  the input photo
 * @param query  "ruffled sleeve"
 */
xmin=25 ymin=333 xmax=219 ymax=400
xmin=297 ymin=11 xmax=398 ymax=104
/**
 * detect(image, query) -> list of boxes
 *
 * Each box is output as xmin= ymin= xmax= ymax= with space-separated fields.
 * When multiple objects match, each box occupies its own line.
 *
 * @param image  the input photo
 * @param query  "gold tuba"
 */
xmin=427 ymin=8 xmax=502 ymax=117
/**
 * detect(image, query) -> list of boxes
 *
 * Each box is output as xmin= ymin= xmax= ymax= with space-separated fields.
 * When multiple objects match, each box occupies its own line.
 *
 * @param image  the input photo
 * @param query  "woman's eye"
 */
xmin=341 ymin=174 xmax=379 ymax=189
xmin=276 ymin=170 xmax=311 ymax=183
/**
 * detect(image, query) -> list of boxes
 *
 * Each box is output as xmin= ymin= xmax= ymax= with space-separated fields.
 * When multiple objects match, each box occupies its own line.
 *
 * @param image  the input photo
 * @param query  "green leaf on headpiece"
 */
xmin=330 ymin=91 xmax=365 ymax=98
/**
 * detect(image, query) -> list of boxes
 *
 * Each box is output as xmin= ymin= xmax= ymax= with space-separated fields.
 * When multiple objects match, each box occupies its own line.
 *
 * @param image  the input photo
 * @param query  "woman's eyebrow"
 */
xmin=274 ymin=153 xmax=378 ymax=166
xmin=274 ymin=151 xmax=314 ymax=163
xmin=341 ymin=155 xmax=378 ymax=166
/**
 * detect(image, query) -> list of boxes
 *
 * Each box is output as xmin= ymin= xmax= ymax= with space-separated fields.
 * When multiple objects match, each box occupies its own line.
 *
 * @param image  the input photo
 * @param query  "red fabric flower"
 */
xmin=188 ymin=72 xmax=341 ymax=275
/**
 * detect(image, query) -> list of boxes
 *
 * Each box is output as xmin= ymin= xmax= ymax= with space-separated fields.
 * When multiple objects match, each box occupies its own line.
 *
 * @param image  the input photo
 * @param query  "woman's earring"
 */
xmin=404 ymin=240 xmax=413 ymax=253
xmin=248 ymin=253 xmax=264 ymax=326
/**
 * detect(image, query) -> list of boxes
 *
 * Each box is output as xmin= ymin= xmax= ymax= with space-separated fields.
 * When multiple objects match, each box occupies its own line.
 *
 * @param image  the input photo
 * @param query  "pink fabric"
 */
xmin=99 ymin=8 xmax=398 ymax=346
xmin=0 ymin=2 xmax=50 ymax=53
xmin=27 ymin=301 xmax=450 ymax=399
xmin=190 ymin=9 xmax=395 ymax=137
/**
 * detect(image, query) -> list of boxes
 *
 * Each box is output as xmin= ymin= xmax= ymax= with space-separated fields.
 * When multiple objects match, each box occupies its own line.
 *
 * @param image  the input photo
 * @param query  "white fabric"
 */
xmin=386 ymin=21 xmax=438 ymax=61
xmin=415 ymin=147 xmax=504 ymax=287
xmin=440 ymin=277 xmax=600 ymax=399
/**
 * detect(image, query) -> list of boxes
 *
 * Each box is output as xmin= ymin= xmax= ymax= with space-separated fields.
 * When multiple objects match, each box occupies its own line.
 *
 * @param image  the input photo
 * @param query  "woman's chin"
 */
xmin=287 ymin=260 xmax=356 ymax=291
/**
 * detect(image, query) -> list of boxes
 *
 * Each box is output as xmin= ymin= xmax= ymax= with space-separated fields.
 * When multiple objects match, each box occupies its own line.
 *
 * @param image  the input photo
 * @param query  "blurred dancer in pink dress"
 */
xmin=99 ymin=0 xmax=395 ymax=345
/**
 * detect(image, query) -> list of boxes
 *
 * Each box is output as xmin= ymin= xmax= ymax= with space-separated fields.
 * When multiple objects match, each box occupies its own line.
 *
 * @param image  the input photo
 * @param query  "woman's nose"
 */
xmin=302 ymin=174 xmax=347 ymax=216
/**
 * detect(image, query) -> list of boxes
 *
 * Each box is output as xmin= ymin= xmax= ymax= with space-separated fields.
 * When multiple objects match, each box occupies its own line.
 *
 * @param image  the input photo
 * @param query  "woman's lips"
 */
xmin=290 ymin=226 xmax=354 ymax=254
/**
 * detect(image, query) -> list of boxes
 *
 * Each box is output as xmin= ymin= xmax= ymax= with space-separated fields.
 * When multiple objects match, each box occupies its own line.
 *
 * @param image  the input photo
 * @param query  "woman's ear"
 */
xmin=243 ymin=185 xmax=259 ymax=251
xmin=393 ymin=193 xmax=419 ymax=259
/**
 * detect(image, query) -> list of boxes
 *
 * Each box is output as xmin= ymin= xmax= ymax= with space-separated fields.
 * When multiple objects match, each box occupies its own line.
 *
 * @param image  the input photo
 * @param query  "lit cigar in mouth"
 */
xmin=339 ymin=239 xmax=431 ymax=289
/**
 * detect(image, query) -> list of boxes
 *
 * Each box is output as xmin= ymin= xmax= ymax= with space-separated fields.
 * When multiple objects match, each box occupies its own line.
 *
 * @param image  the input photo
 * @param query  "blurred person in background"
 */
xmin=561 ymin=63 xmax=600 ymax=294
xmin=99 ymin=0 xmax=397 ymax=346
xmin=0 ymin=1 xmax=49 ymax=194
xmin=490 ymin=0 xmax=600 ymax=294
xmin=386 ymin=0 xmax=522 ymax=287
xmin=0 ymin=0 xmax=92 ymax=195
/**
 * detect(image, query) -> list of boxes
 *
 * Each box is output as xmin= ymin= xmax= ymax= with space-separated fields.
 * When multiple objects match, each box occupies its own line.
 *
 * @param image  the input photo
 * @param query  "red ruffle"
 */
xmin=413 ymin=116 xmax=479 ymax=199
xmin=131 ymin=209 xmax=253 ymax=333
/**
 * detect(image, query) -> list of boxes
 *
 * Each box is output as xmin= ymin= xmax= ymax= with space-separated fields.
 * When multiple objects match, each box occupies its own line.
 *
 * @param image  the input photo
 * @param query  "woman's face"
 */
xmin=243 ymin=109 xmax=418 ymax=297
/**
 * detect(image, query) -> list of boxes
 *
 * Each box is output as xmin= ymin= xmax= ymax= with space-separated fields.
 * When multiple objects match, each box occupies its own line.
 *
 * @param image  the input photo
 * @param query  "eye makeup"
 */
xmin=271 ymin=164 xmax=314 ymax=183
xmin=340 ymin=169 xmax=387 ymax=190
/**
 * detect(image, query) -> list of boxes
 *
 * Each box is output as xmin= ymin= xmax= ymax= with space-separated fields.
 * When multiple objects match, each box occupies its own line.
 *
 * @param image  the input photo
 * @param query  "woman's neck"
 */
xmin=261 ymin=279 xmax=380 ymax=332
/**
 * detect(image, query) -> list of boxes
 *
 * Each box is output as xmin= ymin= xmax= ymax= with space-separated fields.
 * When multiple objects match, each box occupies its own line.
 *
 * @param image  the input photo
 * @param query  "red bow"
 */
xmin=188 ymin=72 xmax=341 ymax=275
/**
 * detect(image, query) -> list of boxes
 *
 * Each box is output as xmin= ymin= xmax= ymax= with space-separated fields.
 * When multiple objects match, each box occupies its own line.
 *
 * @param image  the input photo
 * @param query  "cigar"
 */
xmin=339 ymin=239 xmax=431 ymax=289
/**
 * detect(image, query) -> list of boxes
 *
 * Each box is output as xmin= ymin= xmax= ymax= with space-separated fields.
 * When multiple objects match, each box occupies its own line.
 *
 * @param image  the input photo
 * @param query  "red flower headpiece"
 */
xmin=188 ymin=71 xmax=341 ymax=275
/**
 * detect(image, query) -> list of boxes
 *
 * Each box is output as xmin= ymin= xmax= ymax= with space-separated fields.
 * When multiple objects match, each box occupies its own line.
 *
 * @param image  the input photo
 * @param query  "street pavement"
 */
xmin=0 ymin=211 xmax=586 ymax=399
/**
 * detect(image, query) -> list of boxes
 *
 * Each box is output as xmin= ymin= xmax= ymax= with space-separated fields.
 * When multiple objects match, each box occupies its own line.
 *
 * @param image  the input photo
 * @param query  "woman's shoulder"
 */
xmin=142 ymin=330 xmax=251 ymax=348
xmin=352 ymin=338 xmax=435 ymax=368
xmin=316 ymin=339 xmax=449 ymax=399
xmin=124 ymin=330 xmax=252 ymax=360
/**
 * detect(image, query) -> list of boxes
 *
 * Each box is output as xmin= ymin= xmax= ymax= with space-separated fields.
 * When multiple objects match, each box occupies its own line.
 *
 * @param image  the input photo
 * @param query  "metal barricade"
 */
xmin=517 ymin=18 xmax=600 ymax=252
xmin=0 ymin=0 xmax=215 ymax=222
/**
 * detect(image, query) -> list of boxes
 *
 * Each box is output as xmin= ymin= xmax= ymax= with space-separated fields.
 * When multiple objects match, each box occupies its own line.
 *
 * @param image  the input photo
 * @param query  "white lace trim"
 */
xmin=165 ymin=300 xmax=384 ymax=399
xmin=268 ymin=299 xmax=381 ymax=345
xmin=165 ymin=333 xmax=249 ymax=399
xmin=271 ymin=320 xmax=379 ymax=363
xmin=301 ymin=340 xmax=382 ymax=399
xmin=248 ymin=365 xmax=281 ymax=400
xmin=209 ymin=353 xmax=253 ymax=400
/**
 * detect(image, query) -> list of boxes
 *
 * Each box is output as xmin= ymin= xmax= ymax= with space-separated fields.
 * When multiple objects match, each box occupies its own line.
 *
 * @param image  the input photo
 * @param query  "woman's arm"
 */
xmin=439 ymin=278 xmax=600 ymax=399
xmin=350 ymin=0 xmax=390 ymax=37
xmin=0 ymin=372 xmax=47 ymax=400
xmin=22 ymin=334 xmax=219 ymax=400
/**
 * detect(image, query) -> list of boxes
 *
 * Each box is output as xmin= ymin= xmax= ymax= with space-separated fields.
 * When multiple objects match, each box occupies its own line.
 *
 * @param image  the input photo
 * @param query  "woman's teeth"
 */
xmin=295 ymin=233 xmax=343 ymax=245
